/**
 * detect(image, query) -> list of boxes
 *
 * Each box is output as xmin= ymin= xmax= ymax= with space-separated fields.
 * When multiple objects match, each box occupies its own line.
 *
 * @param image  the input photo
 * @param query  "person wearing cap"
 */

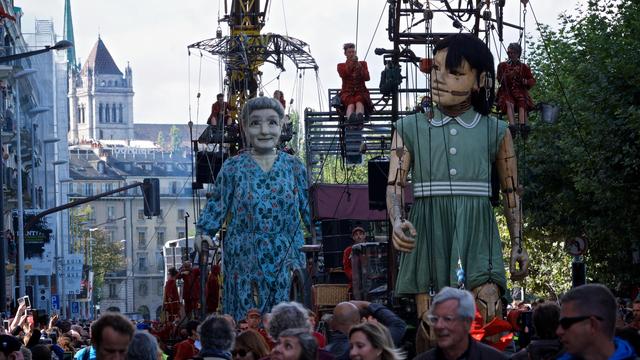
xmin=342 ymin=226 xmax=367 ymax=282
xmin=0 ymin=334 xmax=23 ymax=360
xmin=245 ymin=309 xmax=271 ymax=349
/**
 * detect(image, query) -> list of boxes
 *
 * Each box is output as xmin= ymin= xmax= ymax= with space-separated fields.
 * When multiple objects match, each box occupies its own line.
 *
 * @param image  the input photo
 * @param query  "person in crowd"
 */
xmin=496 ymin=42 xmax=536 ymax=134
xmin=85 ymin=312 xmax=135 ymax=360
xmin=58 ymin=334 xmax=75 ymax=354
xmin=208 ymin=93 xmax=235 ymax=126
xmin=238 ymin=320 xmax=250 ymax=333
xmin=386 ymin=33 xmax=528 ymax=352
xmin=126 ymin=331 xmax=161 ymax=360
xmin=29 ymin=345 xmax=51 ymax=360
xmin=245 ymin=309 xmax=269 ymax=347
xmin=511 ymin=301 xmax=562 ymax=360
xmin=164 ymin=267 xmax=181 ymax=321
xmin=197 ymin=97 xmax=309 ymax=321
xmin=197 ymin=315 xmax=236 ymax=360
xmin=327 ymin=300 xmax=406 ymax=360
xmin=0 ymin=334 xmax=23 ymax=360
xmin=630 ymin=300 xmax=640 ymax=331
xmin=206 ymin=264 xmax=222 ymax=314
xmin=415 ymin=287 xmax=507 ymax=360
xmin=349 ymin=322 xmax=405 ymax=360
xmin=233 ymin=329 xmax=270 ymax=360
xmin=616 ymin=327 xmax=640 ymax=358
xmin=23 ymin=329 xmax=41 ymax=349
xmin=342 ymin=226 xmax=367 ymax=283
xmin=337 ymin=43 xmax=371 ymax=124
xmin=270 ymin=328 xmax=317 ymax=360
xmin=307 ymin=310 xmax=326 ymax=348
xmin=177 ymin=261 xmax=201 ymax=319
xmin=556 ymin=284 xmax=638 ymax=360
xmin=174 ymin=320 xmax=200 ymax=360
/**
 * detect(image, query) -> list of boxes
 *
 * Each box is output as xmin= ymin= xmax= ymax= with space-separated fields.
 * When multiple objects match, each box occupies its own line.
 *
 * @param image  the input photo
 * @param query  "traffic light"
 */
xmin=143 ymin=178 xmax=160 ymax=217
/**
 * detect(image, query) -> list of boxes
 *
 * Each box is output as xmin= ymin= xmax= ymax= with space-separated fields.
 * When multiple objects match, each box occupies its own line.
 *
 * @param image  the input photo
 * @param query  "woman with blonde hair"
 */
xmin=233 ymin=329 xmax=270 ymax=360
xmin=349 ymin=322 xmax=405 ymax=360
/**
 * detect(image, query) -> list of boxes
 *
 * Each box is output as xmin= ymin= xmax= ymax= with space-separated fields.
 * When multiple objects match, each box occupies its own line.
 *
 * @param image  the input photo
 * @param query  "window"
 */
xmin=119 ymin=104 xmax=124 ymax=123
xmin=137 ymin=253 xmax=148 ymax=272
xmin=108 ymin=283 xmax=117 ymax=299
xmin=98 ymin=104 xmax=104 ymax=123
xmin=112 ymin=104 xmax=117 ymax=122
xmin=170 ymin=181 xmax=178 ymax=194
xmin=84 ymin=183 xmax=94 ymax=196
xmin=138 ymin=280 xmax=148 ymax=296
xmin=137 ymin=209 xmax=145 ymax=220
xmin=77 ymin=106 xmax=82 ymax=123
xmin=157 ymin=231 xmax=165 ymax=248
xmin=81 ymin=105 xmax=85 ymax=123
xmin=157 ymin=281 xmax=164 ymax=296
xmin=107 ymin=206 xmax=115 ymax=220
xmin=156 ymin=252 xmax=164 ymax=272
xmin=177 ymin=209 xmax=185 ymax=220
xmin=104 ymin=183 xmax=113 ymax=192
xmin=138 ymin=231 xmax=146 ymax=249
xmin=105 ymin=103 xmax=110 ymax=122
xmin=177 ymin=230 xmax=185 ymax=239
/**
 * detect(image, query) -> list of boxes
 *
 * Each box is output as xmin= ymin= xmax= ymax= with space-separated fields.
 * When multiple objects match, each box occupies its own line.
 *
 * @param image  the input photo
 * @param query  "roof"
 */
xmin=82 ymin=38 xmax=123 ymax=75
xmin=68 ymin=150 xmax=124 ymax=181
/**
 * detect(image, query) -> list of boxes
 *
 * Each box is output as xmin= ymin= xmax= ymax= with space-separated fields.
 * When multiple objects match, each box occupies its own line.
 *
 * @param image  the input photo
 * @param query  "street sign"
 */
xmin=51 ymin=295 xmax=59 ymax=310
xmin=71 ymin=301 xmax=79 ymax=314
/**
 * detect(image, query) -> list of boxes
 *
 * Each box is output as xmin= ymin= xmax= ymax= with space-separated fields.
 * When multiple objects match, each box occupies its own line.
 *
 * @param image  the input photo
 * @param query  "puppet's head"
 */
xmin=240 ymin=96 xmax=285 ymax=154
xmin=432 ymin=33 xmax=495 ymax=115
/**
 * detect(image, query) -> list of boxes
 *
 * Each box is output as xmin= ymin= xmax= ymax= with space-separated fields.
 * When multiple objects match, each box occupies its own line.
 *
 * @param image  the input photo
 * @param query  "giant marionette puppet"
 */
xmin=386 ymin=33 xmax=529 ymax=347
xmin=197 ymin=96 xmax=309 ymax=320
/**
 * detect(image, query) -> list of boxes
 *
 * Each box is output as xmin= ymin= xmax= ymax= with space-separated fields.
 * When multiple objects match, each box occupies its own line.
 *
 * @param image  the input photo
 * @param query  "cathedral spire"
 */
xmin=63 ymin=0 xmax=77 ymax=68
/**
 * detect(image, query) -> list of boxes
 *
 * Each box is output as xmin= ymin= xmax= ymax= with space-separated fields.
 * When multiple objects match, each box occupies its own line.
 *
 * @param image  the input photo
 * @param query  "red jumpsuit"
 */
xmin=342 ymin=245 xmax=353 ymax=282
xmin=208 ymin=101 xmax=234 ymax=126
xmin=163 ymin=277 xmax=180 ymax=319
xmin=496 ymin=60 xmax=536 ymax=114
xmin=337 ymin=60 xmax=371 ymax=109
xmin=178 ymin=268 xmax=201 ymax=317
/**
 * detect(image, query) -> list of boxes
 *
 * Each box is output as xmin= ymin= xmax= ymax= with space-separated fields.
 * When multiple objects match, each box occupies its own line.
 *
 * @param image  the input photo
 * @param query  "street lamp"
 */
xmin=0 ymin=40 xmax=73 ymax=64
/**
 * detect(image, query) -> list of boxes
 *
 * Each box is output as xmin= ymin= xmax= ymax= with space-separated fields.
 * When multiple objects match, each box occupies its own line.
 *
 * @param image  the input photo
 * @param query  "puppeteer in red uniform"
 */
xmin=163 ymin=267 xmax=181 ymax=320
xmin=337 ymin=43 xmax=371 ymax=123
xmin=208 ymin=93 xmax=235 ymax=126
xmin=177 ymin=261 xmax=201 ymax=318
xmin=205 ymin=264 xmax=221 ymax=314
xmin=496 ymin=42 xmax=536 ymax=132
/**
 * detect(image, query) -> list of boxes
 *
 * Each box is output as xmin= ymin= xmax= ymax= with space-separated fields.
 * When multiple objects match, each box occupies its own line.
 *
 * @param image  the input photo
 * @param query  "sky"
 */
xmin=18 ymin=0 xmax=584 ymax=125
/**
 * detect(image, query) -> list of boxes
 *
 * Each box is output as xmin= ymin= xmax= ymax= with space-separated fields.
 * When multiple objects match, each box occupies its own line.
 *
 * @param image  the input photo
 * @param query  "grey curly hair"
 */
xmin=267 ymin=302 xmax=310 ymax=339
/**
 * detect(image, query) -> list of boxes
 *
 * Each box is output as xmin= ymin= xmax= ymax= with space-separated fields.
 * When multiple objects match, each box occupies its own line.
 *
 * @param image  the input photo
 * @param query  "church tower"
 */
xmin=68 ymin=37 xmax=135 ymax=143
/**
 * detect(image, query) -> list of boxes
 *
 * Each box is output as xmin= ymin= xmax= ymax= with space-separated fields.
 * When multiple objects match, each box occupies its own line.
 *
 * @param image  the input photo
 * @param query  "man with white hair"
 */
xmin=415 ymin=287 xmax=507 ymax=360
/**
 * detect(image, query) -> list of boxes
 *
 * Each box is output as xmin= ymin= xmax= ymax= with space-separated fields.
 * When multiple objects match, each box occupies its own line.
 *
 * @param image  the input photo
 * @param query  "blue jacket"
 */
xmin=557 ymin=338 xmax=638 ymax=360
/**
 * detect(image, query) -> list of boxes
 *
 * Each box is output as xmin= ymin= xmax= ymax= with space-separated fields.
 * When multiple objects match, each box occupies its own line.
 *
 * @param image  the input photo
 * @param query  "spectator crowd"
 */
xmin=0 ymin=283 xmax=638 ymax=360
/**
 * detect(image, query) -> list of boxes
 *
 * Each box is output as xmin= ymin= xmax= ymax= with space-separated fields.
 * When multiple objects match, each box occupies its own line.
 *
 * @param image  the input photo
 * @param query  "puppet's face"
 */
xmin=431 ymin=48 xmax=482 ymax=107
xmin=245 ymin=108 xmax=282 ymax=154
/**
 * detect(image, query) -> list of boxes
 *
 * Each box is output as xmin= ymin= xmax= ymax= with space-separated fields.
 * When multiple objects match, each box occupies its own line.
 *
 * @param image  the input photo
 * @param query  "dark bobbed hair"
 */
xmin=199 ymin=315 xmax=235 ymax=352
xmin=508 ymin=42 xmax=522 ymax=56
xmin=343 ymin=43 xmax=355 ymax=52
xmin=433 ymin=33 xmax=495 ymax=115
xmin=561 ymin=284 xmax=617 ymax=339
xmin=532 ymin=302 xmax=560 ymax=340
xmin=235 ymin=329 xmax=270 ymax=359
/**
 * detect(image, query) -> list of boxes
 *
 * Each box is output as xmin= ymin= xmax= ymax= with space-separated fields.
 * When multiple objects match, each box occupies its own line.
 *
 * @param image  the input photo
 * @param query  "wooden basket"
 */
xmin=312 ymin=284 xmax=350 ymax=311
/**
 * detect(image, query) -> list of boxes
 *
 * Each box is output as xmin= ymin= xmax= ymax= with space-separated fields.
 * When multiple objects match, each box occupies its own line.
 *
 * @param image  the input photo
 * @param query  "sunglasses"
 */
xmin=232 ymin=349 xmax=249 ymax=357
xmin=558 ymin=315 xmax=603 ymax=329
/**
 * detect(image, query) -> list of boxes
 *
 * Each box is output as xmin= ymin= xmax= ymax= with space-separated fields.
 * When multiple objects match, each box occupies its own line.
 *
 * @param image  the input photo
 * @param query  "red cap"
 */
xmin=352 ymin=226 xmax=365 ymax=236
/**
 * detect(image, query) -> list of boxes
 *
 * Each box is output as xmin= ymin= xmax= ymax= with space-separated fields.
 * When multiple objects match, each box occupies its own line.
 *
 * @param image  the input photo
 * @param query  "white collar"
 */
xmin=429 ymin=112 xmax=482 ymax=129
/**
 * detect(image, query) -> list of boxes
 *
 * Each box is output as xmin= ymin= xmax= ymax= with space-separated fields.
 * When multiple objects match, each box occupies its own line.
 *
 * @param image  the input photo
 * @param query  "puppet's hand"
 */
xmin=392 ymin=220 xmax=417 ymax=252
xmin=510 ymin=244 xmax=529 ymax=281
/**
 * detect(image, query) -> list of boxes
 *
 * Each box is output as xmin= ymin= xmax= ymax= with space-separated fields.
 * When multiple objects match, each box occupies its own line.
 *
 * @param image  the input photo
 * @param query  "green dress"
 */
xmin=394 ymin=108 xmax=508 ymax=295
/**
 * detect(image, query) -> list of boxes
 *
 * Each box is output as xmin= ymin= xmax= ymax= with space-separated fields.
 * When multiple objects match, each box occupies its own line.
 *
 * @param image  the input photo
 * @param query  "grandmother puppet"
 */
xmin=197 ymin=96 xmax=309 ymax=320
xmin=385 ymin=34 xmax=529 ymax=350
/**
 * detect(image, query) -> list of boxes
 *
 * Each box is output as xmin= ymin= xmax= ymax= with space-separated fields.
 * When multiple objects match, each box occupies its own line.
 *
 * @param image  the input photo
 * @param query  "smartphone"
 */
xmin=3 ymin=320 xmax=8 ymax=330
xmin=17 ymin=296 xmax=30 ymax=309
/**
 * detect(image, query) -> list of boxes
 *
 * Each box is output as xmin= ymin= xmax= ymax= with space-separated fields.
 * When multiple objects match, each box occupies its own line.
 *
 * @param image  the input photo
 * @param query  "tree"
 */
xmin=70 ymin=206 xmax=125 ymax=303
xmin=168 ymin=125 xmax=182 ymax=152
xmin=156 ymin=131 xmax=166 ymax=150
xmin=523 ymin=0 xmax=640 ymax=291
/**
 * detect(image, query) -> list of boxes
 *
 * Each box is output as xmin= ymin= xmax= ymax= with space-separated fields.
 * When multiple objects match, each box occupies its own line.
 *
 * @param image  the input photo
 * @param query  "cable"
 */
xmin=364 ymin=1 xmax=389 ymax=61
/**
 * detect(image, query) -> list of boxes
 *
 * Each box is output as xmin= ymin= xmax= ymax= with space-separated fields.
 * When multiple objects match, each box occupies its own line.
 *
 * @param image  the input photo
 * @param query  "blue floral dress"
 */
xmin=197 ymin=151 xmax=309 ymax=320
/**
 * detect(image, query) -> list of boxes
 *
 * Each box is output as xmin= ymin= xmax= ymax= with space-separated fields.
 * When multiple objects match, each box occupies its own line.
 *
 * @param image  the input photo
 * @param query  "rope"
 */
xmin=355 ymin=0 xmax=360 ymax=52
xmin=364 ymin=1 xmax=389 ymax=61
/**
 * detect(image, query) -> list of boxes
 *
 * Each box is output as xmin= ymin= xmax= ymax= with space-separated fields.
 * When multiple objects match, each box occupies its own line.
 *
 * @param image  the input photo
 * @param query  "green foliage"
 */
xmin=524 ymin=0 xmax=640 ymax=290
xmin=169 ymin=125 xmax=182 ymax=152
xmin=156 ymin=131 xmax=166 ymax=149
